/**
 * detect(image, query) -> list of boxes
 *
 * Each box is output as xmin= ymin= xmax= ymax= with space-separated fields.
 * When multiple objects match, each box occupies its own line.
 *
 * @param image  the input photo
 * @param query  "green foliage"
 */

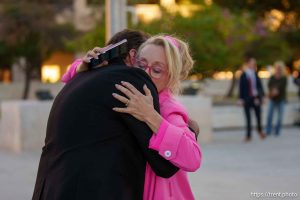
xmin=86 ymin=0 xmax=155 ymax=5
xmin=132 ymin=3 xmax=295 ymax=75
xmin=87 ymin=0 xmax=104 ymax=4
xmin=132 ymin=5 xmax=256 ymax=75
xmin=66 ymin=24 xmax=106 ymax=53
xmin=284 ymin=30 xmax=300 ymax=60
xmin=0 ymin=1 xmax=78 ymax=98
xmin=0 ymin=2 xmax=77 ymax=66
xmin=213 ymin=0 xmax=300 ymax=64
xmin=128 ymin=0 xmax=159 ymax=4
xmin=0 ymin=42 xmax=14 ymax=67
xmin=247 ymin=34 xmax=292 ymax=66
xmin=213 ymin=0 xmax=300 ymax=14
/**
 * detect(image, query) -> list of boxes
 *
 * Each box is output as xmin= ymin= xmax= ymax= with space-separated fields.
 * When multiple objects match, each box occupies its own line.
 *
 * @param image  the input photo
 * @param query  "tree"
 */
xmin=0 ymin=42 xmax=13 ymax=69
xmin=66 ymin=24 xmax=106 ymax=53
xmin=284 ymin=30 xmax=300 ymax=67
xmin=213 ymin=0 xmax=300 ymax=65
xmin=0 ymin=1 xmax=76 ymax=99
xmin=212 ymin=0 xmax=300 ymax=15
xmin=246 ymin=34 xmax=292 ymax=66
xmin=132 ymin=5 xmax=256 ymax=76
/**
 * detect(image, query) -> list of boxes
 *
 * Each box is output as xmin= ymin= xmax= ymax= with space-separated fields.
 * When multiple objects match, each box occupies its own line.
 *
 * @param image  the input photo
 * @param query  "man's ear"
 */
xmin=129 ymin=49 xmax=137 ymax=65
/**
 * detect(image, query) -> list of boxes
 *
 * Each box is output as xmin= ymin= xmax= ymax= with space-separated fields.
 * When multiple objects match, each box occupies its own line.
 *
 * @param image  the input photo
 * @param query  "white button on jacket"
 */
xmin=164 ymin=150 xmax=172 ymax=158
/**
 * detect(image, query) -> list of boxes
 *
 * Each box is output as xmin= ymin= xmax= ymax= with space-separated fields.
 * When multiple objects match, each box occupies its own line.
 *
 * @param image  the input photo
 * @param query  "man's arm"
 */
xmin=115 ymin=68 xmax=179 ymax=178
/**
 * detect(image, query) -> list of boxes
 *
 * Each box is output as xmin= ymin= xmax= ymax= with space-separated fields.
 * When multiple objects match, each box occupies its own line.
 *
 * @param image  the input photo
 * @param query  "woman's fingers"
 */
xmin=82 ymin=50 xmax=97 ymax=63
xmin=112 ymin=107 xmax=131 ymax=114
xmin=115 ymin=84 xmax=134 ymax=99
xmin=112 ymin=93 xmax=129 ymax=104
xmin=80 ymin=46 xmax=112 ymax=70
xmin=93 ymin=45 xmax=111 ymax=55
xmin=84 ymin=47 xmax=104 ymax=63
xmin=143 ymin=84 xmax=152 ymax=97
xmin=92 ymin=47 xmax=103 ymax=54
xmin=82 ymin=55 xmax=91 ymax=63
xmin=121 ymin=81 xmax=141 ymax=95
xmin=87 ymin=50 xmax=98 ymax=59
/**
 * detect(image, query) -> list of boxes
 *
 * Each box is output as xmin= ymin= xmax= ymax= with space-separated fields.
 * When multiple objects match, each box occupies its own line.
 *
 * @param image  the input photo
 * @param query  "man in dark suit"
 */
xmin=239 ymin=57 xmax=266 ymax=142
xmin=32 ymin=29 xmax=178 ymax=200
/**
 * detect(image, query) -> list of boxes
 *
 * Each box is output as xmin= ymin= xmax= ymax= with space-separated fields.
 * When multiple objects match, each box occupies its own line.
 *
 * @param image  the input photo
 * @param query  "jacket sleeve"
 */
xmin=116 ymin=69 xmax=179 ymax=178
xmin=149 ymin=110 xmax=201 ymax=172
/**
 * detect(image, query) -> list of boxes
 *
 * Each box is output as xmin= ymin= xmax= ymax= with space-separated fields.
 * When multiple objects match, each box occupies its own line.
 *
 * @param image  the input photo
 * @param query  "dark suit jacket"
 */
xmin=239 ymin=71 xmax=265 ymax=103
xmin=32 ymin=62 xmax=178 ymax=200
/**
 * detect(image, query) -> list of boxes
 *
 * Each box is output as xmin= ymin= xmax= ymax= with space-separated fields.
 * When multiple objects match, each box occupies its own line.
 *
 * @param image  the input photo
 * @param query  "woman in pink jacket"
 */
xmin=62 ymin=35 xmax=201 ymax=200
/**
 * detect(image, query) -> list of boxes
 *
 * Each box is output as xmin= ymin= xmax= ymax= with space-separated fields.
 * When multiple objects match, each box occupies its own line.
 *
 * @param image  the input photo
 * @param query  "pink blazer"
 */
xmin=144 ymin=89 xmax=201 ymax=200
xmin=62 ymin=61 xmax=202 ymax=200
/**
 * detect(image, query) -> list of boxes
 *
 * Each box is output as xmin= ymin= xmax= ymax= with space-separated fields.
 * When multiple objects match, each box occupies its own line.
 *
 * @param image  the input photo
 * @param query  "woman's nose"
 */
xmin=145 ymin=67 xmax=151 ymax=75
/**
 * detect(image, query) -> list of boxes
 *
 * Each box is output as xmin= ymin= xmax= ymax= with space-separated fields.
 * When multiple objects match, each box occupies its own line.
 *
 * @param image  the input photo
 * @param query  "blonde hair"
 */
xmin=274 ymin=60 xmax=286 ymax=76
xmin=137 ymin=35 xmax=194 ymax=94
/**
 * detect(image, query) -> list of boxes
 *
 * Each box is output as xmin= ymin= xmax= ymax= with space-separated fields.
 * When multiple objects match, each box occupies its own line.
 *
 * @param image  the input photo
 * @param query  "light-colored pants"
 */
xmin=266 ymin=100 xmax=285 ymax=136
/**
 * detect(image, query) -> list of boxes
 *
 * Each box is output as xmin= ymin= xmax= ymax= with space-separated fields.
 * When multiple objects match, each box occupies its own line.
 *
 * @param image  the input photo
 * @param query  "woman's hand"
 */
xmin=188 ymin=118 xmax=200 ymax=139
xmin=112 ymin=81 xmax=155 ymax=121
xmin=77 ymin=46 xmax=111 ymax=72
xmin=112 ymin=81 xmax=162 ymax=132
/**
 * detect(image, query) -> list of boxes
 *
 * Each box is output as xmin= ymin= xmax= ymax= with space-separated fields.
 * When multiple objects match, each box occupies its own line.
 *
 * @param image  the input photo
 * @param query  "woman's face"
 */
xmin=274 ymin=65 xmax=283 ymax=77
xmin=136 ymin=44 xmax=169 ymax=93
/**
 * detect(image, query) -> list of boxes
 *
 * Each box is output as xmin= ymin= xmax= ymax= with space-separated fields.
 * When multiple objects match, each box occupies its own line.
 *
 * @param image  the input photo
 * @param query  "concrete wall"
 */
xmin=1 ymin=76 xmax=299 ymax=102
xmin=184 ymin=76 xmax=299 ymax=97
xmin=0 ymin=101 xmax=52 ymax=152
xmin=0 ymin=96 xmax=213 ymax=152
xmin=176 ymin=95 xmax=213 ymax=143
xmin=0 ymin=94 xmax=298 ymax=152
xmin=0 ymin=82 xmax=63 ymax=101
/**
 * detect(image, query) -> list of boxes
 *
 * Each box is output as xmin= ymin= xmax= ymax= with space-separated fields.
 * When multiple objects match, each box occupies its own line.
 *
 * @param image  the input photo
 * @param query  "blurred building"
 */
xmin=128 ymin=0 xmax=201 ymax=24
xmin=41 ymin=0 xmax=201 ymax=83
xmin=1 ymin=0 xmax=201 ymax=84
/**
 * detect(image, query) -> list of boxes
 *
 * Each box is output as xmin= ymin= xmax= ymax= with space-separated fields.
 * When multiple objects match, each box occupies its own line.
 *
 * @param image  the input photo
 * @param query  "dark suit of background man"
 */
xmin=239 ymin=57 xmax=266 ymax=142
xmin=32 ymin=29 xmax=178 ymax=200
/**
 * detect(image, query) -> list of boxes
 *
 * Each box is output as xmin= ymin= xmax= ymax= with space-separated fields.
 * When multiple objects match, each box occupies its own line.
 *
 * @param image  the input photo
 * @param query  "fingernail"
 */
xmin=115 ymin=84 xmax=119 ymax=87
xmin=112 ymin=93 xmax=116 ymax=96
xmin=121 ymin=81 xmax=126 ymax=84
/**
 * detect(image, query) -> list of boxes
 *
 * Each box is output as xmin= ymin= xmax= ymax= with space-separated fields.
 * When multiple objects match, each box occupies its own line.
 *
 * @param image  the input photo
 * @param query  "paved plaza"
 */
xmin=0 ymin=127 xmax=300 ymax=200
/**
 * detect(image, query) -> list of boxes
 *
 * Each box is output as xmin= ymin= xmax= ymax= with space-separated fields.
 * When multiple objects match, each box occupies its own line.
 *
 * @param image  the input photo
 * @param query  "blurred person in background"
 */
xmin=238 ymin=57 xmax=266 ymax=142
xmin=293 ymin=67 xmax=300 ymax=126
xmin=265 ymin=61 xmax=287 ymax=136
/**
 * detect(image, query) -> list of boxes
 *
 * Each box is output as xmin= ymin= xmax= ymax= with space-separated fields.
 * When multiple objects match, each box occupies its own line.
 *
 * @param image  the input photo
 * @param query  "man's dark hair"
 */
xmin=106 ymin=29 xmax=150 ymax=60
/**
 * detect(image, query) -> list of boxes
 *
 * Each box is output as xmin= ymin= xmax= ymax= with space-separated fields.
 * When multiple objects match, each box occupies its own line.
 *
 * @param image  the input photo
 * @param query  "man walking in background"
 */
xmin=238 ymin=57 xmax=266 ymax=142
